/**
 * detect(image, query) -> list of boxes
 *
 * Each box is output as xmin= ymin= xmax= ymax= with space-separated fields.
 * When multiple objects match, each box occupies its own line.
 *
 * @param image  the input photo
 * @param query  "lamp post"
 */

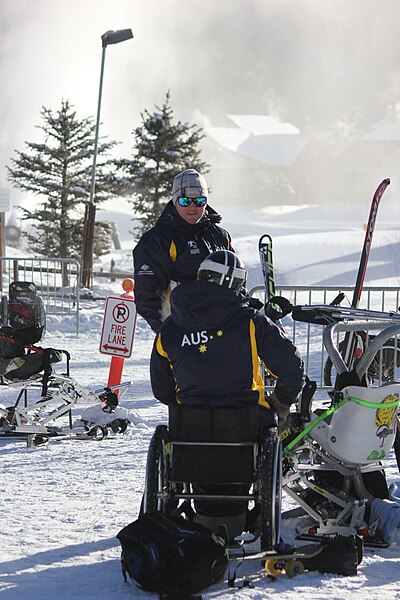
xmin=81 ymin=29 xmax=133 ymax=289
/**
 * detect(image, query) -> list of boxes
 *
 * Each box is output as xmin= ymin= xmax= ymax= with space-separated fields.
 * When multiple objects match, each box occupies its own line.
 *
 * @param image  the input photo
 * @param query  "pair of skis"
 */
xmin=259 ymin=177 xmax=391 ymax=370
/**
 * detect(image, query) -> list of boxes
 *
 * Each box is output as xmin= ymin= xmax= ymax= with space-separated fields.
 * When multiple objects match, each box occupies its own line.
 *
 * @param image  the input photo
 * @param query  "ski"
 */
xmin=259 ymin=234 xmax=275 ymax=303
xmin=340 ymin=178 xmax=390 ymax=371
xmin=259 ymin=233 xmax=290 ymax=325
xmin=292 ymin=303 xmax=400 ymax=325
xmin=259 ymin=234 xmax=282 ymax=389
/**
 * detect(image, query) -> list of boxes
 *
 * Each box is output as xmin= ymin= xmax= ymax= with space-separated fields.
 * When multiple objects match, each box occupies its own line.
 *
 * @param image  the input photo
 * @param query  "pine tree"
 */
xmin=119 ymin=91 xmax=209 ymax=236
xmin=7 ymin=99 xmax=121 ymax=259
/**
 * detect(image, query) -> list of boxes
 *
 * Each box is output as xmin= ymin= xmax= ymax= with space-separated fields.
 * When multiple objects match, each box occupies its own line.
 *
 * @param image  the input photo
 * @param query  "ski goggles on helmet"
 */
xmin=176 ymin=196 xmax=207 ymax=208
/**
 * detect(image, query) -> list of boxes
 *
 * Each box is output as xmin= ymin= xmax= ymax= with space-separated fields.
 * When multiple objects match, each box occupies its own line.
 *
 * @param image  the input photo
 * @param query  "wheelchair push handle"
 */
xmin=323 ymin=320 xmax=400 ymax=382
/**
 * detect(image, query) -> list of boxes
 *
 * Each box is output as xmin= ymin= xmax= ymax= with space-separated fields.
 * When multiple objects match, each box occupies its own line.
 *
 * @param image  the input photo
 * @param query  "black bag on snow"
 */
xmin=116 ymin=511 xmax=229 ymax=598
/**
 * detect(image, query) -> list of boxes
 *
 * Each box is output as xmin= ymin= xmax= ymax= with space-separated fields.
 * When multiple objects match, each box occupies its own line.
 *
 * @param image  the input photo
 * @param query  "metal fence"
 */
xmin=250 ymin=284 xmax=400 ymax=390
xmin=0 ymin=257 xmax=81 ymax=334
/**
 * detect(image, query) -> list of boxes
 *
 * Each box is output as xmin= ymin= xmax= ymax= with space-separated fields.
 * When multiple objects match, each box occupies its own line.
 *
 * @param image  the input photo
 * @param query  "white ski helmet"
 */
xmin=197 ymin=250 xmax=247 ymax=292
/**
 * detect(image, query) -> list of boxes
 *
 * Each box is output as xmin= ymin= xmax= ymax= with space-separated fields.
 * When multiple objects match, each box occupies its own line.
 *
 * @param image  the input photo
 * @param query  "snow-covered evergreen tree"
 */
xmin=119 ymin=92 xmax=209 ymax=236
xmin=7 ymin=100 xmax=121 ymax=259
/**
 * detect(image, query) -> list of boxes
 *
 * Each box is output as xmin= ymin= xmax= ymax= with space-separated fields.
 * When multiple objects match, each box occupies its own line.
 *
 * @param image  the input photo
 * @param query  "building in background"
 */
xmin=200 ymin=108 xmax=400 ymax=207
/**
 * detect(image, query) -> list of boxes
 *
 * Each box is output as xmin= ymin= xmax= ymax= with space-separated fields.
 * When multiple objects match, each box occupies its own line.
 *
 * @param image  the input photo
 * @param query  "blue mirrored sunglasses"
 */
xmin=177 ymin=196 xmax=207 ymax=208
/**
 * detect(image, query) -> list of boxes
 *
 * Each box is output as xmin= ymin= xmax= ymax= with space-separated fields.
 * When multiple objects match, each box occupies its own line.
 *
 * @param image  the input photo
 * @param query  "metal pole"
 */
xmin=89 ymin=43 xmax=107 ymax=206
xmin=0 ymin=213 xmax=5 ymax=294
xmin=81 ymin=29 xmax=133 ymax=289
xmin=81 ymin=44 xmax=107 ymax=288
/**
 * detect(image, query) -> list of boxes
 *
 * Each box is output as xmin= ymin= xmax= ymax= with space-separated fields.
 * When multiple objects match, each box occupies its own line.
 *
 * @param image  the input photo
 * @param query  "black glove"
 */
xmin=249 ymin=297 xmax=264 ymax=310
xmin=264 ymin=296 xmax=293 ymax=322
xmin=266 ymin=390 xmax=291 ymax=423
xmin=239 ymin=287 xmax=264 ymax=310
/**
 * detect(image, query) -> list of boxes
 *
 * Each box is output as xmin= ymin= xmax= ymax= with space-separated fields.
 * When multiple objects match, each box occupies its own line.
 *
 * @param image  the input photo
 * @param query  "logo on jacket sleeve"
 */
xmin=187 ymin=240 xmax=200 ymax=255
xmin=137 ymin=264 xmax=154 ymax=275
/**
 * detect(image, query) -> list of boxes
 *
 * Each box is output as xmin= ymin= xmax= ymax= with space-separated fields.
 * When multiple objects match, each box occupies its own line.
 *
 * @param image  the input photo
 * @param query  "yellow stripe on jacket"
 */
xmin=249 ymin=318 xmax=270 ymax=408
xmin=169 ymin=240 xmax=177 ymax=262
xmin=156 ymin=333 xmax=180 ymax=396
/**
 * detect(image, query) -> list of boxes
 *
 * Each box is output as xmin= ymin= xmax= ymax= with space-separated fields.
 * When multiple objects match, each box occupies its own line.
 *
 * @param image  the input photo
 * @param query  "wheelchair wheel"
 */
xmin=110 ymin=418 xmax=128 ymax=434
xmin=259 ymin=431 xmax=282 ymax=551
xmin=367 ymin=339 xmax=400 ymax=383
xmin=395 ymin=418 xmax=400 ymax=474
xmin=88 ymin=425 xmax=108 ymax=441
xmin=0 ymin=296 xmax=8 ymax=326
xmin=141 ymin=425 xmax=170 ymax=514
xmin=34 ymin=296 xmax=46 ymax=333
xmin=324 ymin=335 xmax=400 ymax=387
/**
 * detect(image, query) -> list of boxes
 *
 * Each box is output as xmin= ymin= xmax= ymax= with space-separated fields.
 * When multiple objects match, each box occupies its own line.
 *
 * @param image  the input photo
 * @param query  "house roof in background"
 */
xmin=204 ymin=114 xmax=303 ymax=165
xmin=204 ymin=126 xmax=248 ymax=151
xmin=356 ymin=115 xmax=400 ymax=142
xmin=226 ymin=114 xmax=299 ymax=135
xmin=237 ymin=133 xmax=309 ymax=166
xmin=204 ymin=114 xmax=340 ymax=167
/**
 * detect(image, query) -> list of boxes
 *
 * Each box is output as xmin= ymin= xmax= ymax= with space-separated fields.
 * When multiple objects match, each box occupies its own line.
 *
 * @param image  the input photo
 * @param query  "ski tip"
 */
xmin=373 ymin=178 xmax=391 ymax=198
xmin=378 ymin=178 xmax=390 ymax=187
xmin=259 ymin=234 xmax=272 ymax=245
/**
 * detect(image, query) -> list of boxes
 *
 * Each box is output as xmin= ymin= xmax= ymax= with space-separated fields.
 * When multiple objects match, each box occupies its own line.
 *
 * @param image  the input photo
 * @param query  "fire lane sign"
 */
xmin=100 ymin=296 xmax=137 ymax=357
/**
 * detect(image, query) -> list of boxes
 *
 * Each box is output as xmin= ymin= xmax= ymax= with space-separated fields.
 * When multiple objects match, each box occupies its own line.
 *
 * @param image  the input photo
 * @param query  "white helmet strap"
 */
xmin=199 ymin=259 xmax=246 ymax=288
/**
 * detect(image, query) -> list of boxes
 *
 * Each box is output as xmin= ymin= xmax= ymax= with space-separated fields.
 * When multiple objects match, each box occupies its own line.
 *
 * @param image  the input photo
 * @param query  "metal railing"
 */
xmin=250 ymin=284 xmax=400 ymax=390
xmin=0 ymin=257 xmax=81 ymax=334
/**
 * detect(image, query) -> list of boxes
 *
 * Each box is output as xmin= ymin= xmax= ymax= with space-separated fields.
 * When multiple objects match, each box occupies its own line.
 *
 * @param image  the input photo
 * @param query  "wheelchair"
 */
xmin=141 ymin=403 xmax=282 ymax=550
xmin=0 ymin=281 xmax=46 ymax=332
xmin=281 ymin=309 xmax=400 ymax=546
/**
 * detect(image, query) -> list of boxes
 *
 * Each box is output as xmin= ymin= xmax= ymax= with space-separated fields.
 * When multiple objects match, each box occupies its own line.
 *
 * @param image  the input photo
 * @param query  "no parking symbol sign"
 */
xmin=99 ymin=296 xmax=137 ymax=357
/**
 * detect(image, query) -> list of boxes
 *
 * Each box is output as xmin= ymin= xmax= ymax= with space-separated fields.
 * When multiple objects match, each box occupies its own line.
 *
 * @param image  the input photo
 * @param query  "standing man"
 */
xmin=133 ymin=169 xmax=234 ymax=333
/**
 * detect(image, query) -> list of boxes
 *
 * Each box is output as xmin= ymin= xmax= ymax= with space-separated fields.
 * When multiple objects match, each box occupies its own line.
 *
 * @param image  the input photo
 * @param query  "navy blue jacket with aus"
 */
xmin=150 ymin=280 xmax=305 ymax=412
xmin=133 ymin=201 xmax=233 ymax=332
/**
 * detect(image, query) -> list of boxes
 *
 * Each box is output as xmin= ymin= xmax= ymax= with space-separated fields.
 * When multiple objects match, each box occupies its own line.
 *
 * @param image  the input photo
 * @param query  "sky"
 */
xmin=1 ymin=202 xmax=400 ymax=598
xmin=3 ymin=0 xmax=400 ymax=208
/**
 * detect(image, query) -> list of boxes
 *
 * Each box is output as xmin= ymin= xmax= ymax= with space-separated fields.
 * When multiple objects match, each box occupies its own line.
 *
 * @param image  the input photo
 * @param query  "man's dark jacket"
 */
xmin=150 ymin=280 xmax=304 ymax=413
xmin=133 ymin=201 xmax=233 ymax=332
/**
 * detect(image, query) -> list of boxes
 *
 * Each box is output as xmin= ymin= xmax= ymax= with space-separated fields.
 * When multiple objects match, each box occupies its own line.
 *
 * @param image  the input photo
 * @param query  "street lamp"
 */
xmin=81 ymin=29 xmax=133 ymax=289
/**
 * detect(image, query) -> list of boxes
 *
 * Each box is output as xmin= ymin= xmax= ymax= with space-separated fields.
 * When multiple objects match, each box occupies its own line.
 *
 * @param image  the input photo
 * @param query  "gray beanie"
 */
xmin=172 ymin=169 xmax=208 ymax=202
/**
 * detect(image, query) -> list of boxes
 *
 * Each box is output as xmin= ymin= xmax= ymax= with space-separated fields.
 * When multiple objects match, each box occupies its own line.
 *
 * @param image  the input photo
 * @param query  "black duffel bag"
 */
xmin=117 ymin=511 xmax=229 ymax=599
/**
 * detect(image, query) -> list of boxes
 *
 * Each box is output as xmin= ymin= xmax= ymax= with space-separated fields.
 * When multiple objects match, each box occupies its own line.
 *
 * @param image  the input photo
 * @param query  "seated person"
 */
xmin=150 ymin=250 xmax=305 ymax=537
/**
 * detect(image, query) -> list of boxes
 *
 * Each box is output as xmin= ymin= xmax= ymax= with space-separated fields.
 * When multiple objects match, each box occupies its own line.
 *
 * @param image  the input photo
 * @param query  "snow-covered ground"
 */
xmin=1 ymin=198 xmax=400 ymax=599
